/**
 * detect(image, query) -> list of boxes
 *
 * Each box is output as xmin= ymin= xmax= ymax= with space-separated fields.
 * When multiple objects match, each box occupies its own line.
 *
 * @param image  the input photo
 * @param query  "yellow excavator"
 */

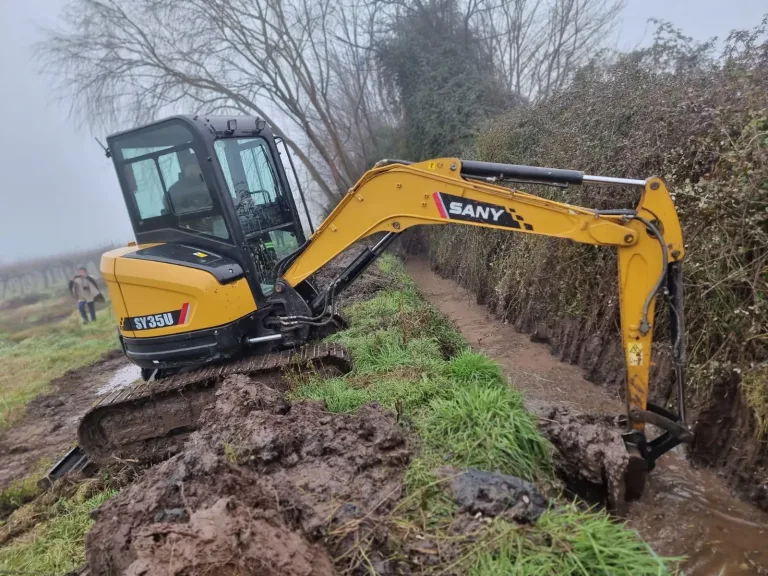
xmin=76 ymin=115 xmax=691 ymax=498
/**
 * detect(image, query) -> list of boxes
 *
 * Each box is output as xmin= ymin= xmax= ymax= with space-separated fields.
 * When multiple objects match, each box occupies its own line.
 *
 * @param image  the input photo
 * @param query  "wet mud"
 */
xmin=79 ymin=345 xmax=351 ymax=466
xmin=87 ymin=374 xmax=411 ymax=575
xmin=406 ymin=257 xmax=768 ymax=575
xmin=439 ymin=466 xmax=547 ymax=522
xmin=539 ymin=408 xmax=631 ymax=512
xmin=0 ymin=350 xmax=128 ymax=489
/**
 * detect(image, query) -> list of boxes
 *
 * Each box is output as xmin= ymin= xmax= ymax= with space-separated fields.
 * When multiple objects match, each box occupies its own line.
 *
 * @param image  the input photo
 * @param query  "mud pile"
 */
xmin=86 ymin=374 xmax=411 ymax=575
xmin=539 ymin=408 xmax=630 ymax=512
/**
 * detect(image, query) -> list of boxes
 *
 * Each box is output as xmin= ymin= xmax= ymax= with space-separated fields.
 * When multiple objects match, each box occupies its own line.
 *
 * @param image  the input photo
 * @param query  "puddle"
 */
xmin=97 ymin=364 xmax=142 ymax=396
xmin=406 ymin=258 xmax=768 ymax=575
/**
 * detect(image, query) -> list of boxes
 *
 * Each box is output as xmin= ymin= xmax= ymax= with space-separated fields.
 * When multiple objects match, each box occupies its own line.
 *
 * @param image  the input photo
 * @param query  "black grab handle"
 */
xmin=461 ymin=160 xmax=584 ymax=185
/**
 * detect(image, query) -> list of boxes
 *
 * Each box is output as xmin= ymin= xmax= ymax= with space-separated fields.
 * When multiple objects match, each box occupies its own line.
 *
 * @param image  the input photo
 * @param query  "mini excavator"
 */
xmin=76 ymin=115 xmax=692 ymax=498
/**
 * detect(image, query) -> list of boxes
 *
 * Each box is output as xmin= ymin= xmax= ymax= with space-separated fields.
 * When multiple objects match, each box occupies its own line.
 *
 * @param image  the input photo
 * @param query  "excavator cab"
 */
xmin=109 ymin=115 xmax=308 ymax=299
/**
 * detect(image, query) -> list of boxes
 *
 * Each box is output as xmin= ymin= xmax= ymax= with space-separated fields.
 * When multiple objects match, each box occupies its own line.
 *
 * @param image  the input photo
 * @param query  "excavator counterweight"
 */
xmin=79 ymin=115 xmax=691 ymax=498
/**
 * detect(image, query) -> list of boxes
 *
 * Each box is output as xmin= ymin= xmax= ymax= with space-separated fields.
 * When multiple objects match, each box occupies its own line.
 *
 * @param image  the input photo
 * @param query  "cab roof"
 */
xmin=106 ymin=115 xmax=274 ymax=145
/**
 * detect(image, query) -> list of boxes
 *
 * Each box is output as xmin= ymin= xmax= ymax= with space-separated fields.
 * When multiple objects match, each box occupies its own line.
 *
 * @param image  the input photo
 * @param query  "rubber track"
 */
xmin=79 ymin=343 xmax=351 ymax=463
xmin=95 ymin=343 xmax=350 ymax=408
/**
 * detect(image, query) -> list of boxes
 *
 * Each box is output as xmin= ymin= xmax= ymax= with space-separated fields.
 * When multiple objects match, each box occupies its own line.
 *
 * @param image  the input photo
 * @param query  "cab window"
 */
xmin=114 ymin=122 xmax=230 ymax=240
xmin=214 ymin=137 xmax=298 ymax=293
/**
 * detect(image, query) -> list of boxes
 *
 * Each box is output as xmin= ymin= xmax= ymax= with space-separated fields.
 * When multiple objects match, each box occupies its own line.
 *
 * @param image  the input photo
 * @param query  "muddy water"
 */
xmin=406 ymin=258 xmax=768 ymax=575
xmin=97 ymin=364 xmax=142 ymax=396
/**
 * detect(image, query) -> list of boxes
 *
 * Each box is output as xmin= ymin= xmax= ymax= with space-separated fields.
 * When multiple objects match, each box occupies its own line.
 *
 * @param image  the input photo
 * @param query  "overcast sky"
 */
xmin=0 ymin=0 xmax=765 ymax=263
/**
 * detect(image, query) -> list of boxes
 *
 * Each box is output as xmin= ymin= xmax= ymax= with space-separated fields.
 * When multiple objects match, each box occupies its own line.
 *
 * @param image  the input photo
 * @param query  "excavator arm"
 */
xmin=276 ymin=158 xmax=691 ymax=489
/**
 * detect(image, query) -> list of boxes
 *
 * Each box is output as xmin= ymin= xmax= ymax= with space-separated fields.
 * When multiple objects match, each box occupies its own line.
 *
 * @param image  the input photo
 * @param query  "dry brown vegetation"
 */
xmin=426 ymin=20 xmax=768 ymax=500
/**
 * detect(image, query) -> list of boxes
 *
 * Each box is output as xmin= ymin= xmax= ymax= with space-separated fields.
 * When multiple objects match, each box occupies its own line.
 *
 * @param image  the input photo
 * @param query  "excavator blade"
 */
xmin=79 ymin=343 xmax=351 ymax=465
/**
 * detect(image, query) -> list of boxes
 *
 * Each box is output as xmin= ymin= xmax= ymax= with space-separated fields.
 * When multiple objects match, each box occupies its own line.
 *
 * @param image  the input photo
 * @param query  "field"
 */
xmin=0 ymin=287 xmax=118 ymax=427
xmin=0 ymin=255 xmax=677 ymax=575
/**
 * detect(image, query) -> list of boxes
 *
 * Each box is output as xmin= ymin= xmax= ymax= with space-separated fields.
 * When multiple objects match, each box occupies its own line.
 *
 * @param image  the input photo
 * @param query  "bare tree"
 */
xmin=476 ymin=0 xmax=623 ymax=101
xmin=38 ymin=0 xmax=621 ymax=211
xmin=38 ymin=0 xmax=394 ymax=206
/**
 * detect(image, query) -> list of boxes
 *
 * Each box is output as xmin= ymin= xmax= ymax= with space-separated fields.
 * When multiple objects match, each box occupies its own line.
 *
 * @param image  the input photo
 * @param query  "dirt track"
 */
xmin=405 ymin=257 xmax=768 ymax=576
xmin=0 ymin=351 xmax=129 ymax=489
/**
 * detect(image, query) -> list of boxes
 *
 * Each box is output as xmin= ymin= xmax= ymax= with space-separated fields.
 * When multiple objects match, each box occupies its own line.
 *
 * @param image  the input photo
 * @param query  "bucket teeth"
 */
xmin=78 ymin=343 xmax=351 ymax=464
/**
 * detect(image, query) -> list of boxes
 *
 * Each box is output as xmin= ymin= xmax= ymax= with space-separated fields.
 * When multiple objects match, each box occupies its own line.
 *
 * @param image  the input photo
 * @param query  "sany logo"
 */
xmin=432 ymin=191 xmax=527 ymax=231
xmin=448 ymin=201 xmax=505 ymax=222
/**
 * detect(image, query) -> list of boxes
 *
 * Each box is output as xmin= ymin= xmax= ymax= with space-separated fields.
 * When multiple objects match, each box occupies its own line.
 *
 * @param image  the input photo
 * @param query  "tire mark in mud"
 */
xmin=406 ymin=257 xmax=768 ymax=576
xmin=0 ymin=351 xmax=129 ymax=489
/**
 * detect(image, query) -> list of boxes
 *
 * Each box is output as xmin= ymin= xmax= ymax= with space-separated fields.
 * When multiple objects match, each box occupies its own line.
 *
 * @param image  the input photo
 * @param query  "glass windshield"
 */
xmin=114 ymin=123 xmax=230 ymax=240
xmin=214 ymin=138 xmax=298 ymax=294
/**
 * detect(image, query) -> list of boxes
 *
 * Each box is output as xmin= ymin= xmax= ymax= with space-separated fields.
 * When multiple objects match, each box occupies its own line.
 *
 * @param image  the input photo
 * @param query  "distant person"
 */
xmin=69 ymin=267 xmax=103 ymax=323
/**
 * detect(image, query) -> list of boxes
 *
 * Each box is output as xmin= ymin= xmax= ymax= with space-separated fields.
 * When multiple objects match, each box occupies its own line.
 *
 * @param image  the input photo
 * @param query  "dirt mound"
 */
xmin=539 ymin=408 xmax=629 ymax=512
xmin=438 ymin=466 xmax=547 ymax=522
xmin=86 ymin=374 xmax=411 ymax=575
xmin=87 ymin=449 xmax=335 ymax=576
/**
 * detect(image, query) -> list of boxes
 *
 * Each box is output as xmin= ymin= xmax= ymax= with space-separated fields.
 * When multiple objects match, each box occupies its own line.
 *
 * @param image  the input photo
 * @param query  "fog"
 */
xmin=0 ymin=0 xmax=764 ymax=262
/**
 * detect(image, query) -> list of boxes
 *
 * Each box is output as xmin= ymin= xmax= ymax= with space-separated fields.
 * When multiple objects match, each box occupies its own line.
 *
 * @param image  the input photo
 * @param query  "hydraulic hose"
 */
xmin=593 ymin=209 xmax=669 ymax=336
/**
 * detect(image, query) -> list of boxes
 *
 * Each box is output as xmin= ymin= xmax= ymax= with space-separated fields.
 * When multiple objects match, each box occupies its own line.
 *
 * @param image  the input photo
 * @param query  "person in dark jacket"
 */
xmin=69 ymin=267 xmax=103 ymax=323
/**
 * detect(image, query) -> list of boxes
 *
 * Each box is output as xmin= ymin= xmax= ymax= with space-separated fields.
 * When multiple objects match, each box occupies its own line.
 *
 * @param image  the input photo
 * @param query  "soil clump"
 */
xmin=86 ymin=374 xmax=411 ymax=575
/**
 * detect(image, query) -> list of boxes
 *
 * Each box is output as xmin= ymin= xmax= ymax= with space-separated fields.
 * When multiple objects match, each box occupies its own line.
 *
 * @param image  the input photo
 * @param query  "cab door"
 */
xmin=212 ymin=136 xmax=305 ymax=297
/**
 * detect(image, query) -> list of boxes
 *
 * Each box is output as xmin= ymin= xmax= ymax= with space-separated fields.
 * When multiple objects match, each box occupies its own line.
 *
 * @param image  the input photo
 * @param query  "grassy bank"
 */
xmin=0 ymin=478 xmax=117 ymax=575
xmin=0 ymin=293 xmax=118 ymax=426
xmin=293 ymin=255 xmax=676 ymax=574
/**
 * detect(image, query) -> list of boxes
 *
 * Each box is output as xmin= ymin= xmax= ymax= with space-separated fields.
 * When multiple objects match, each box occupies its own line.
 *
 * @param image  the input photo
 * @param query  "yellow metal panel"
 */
xmin=101 ymin=246 xmax=142 ymax=338
xmin=111 ymin=251 xmax=257 ymax=338
xmin=617 ymin=178 xmax=685 ymax=431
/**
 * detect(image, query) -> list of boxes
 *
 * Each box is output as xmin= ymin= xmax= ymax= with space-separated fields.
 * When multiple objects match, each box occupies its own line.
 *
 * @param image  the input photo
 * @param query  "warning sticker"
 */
xmin=627 ymin=343 xmax=644 ymax=366
xmin=427 ymin=161 xmax=437 ymax=170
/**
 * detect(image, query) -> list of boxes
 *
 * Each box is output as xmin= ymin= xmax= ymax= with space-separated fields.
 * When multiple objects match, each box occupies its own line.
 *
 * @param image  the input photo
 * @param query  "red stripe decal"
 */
xmin=433 ymin=192 xmax=448 ymax=218
xmin=179 ymin=302 xmax=190 ymax=325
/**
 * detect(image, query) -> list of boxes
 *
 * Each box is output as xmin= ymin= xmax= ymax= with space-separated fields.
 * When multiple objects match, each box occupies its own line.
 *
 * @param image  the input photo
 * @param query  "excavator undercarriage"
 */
xmin=79 ymin=343 xmax=351 ymax=465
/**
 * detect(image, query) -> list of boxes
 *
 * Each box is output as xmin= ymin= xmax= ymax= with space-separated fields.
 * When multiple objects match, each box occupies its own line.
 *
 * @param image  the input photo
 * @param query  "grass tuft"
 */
xmin=469 ymin=504 xmax=679 ymax=575
xmin=0 ymin=476 xmax=42 ymax=520
xmin=448 ymin=349 xmax=506 ymax=387
xmin=420 ymin=383 xmax=552 ymax=482
xmin=0 ymin=459 xmax=54 ymax=520
xmin=0 ymin=489 xmax=115 ymax=575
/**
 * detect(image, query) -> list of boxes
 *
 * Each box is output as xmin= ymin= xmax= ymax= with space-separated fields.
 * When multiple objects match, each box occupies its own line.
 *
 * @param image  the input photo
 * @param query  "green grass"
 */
xmin=468 ymin=505 xmax=678 ymax=575
xmin=0 ymin=489 xmax=115 ymax=575
xmin=0 ymin=476 xmax=42 ymax=520
xmin=421 ymin=379 xmax=552 ymax=482
xmin=0 ymin=303 xmax=119 ymax=427
xmin=0 ymin=458 xmax=54 ymax=519
xmin=292 ymin=254 xmax=676 ymax=574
